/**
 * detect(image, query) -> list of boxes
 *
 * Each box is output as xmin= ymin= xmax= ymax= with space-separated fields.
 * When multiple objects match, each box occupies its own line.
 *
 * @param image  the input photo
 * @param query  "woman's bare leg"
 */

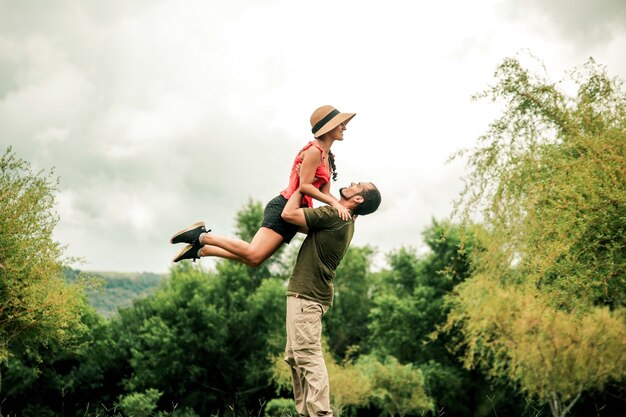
xmin=199 ymin=227 xmax=284 ymax=267
xmin=198 ymin=245 xmax=248 ymax=264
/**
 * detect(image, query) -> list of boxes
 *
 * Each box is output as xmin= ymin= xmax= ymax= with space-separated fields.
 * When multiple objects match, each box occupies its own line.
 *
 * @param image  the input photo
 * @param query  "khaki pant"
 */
xmin=284 ymin=296 xmax=333 ymax=416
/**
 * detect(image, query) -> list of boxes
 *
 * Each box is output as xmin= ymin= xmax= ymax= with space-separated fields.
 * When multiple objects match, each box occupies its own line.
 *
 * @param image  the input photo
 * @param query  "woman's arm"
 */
xmin=281 ymin=187 xmax=308 ymax=230
xmin=298 ymin=146 xmax=351 ymax=220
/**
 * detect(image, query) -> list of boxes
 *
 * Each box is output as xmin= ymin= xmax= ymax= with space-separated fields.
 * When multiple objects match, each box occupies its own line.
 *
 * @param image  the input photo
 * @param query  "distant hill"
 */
xmin=65 ymin=268 xmax=168 ymax=317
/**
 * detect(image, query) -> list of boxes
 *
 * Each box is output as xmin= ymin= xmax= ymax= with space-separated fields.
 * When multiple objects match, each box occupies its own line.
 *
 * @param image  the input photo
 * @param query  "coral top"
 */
xmin=280 ymin=141 xmax=331 ymax=208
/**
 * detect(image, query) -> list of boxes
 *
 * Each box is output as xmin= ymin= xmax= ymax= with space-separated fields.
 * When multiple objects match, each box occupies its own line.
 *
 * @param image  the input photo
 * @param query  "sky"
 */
xmin=1 ymin=0 xmax=625 ymax=273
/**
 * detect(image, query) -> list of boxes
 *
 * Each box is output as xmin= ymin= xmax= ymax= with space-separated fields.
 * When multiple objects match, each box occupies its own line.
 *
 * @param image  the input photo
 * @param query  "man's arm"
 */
xmin=281 ymin=187 xmax=308 ymax=231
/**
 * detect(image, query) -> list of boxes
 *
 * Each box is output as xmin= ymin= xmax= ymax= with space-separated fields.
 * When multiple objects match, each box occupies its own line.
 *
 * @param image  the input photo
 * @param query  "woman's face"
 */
xmin=326 ymin=123 xmax=346 ymax=141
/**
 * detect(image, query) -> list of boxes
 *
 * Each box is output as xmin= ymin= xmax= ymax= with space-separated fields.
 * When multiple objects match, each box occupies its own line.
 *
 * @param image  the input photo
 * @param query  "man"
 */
xmin=281 ymin=181 xmax=381 ymax=417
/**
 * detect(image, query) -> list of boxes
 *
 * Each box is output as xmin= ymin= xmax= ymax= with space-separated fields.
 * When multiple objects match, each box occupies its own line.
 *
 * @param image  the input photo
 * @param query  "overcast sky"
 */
xmin=2 ymin=0 xmax=625 ymax=273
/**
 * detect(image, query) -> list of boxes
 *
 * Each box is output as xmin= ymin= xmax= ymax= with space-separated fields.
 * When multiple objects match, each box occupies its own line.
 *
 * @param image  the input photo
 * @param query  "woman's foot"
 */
xmin=172 ymin=241 xmax=203 ymax=262
xmin=170 ymin=221 xmax=208 ymax=244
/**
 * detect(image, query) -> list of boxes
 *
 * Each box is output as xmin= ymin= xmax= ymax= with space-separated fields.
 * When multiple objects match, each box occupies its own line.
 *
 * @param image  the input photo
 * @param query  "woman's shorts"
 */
xmin=262 ymin=195 xmax=301 ymax=244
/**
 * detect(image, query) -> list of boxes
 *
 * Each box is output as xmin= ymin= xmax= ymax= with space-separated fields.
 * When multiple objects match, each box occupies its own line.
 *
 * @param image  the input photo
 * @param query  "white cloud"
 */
xmin=2 ymin=0 xmax=625 ymax=272
xmin=505 ymin=0 xmax=626 ymax=44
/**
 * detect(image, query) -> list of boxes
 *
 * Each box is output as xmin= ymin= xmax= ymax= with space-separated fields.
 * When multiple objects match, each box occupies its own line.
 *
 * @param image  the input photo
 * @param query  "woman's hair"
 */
xmin=353 ymin=184 xmax=382 ymax=216
xmin=328 ymin=151 xmax=338 ymax=181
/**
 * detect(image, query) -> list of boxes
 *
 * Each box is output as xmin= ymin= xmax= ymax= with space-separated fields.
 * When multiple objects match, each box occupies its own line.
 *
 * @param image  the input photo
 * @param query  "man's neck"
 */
xmin=338 ymin=200 xmax=351 ymax=210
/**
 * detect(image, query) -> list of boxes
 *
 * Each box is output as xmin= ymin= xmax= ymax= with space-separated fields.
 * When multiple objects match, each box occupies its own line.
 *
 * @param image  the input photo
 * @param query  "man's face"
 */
xmin=339 ymin=182 xmax=369 ymax=200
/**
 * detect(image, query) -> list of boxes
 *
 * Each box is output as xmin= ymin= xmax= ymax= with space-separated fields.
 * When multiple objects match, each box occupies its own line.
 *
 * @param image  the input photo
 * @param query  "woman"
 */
xmin=170 ymin=105 xmax=355 ymax=267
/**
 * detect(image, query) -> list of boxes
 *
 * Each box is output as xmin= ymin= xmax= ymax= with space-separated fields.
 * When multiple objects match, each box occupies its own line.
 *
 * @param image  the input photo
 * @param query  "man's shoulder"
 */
xmin=314 ymin=205 xmax=337 ymax=215
xmin=306 ymin=205 xmax=338 ymax=220
xmin=305 ymin=205 xmax=353 ymax=229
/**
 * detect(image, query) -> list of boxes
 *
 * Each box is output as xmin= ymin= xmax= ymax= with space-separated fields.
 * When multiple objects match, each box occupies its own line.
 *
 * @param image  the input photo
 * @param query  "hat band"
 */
xmin=311 ymin=109 xmax=340 ymax=134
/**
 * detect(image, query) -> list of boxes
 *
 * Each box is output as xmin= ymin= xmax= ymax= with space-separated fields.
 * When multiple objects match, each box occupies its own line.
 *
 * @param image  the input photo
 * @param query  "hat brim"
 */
xmin=313 ymin=112 xmax=356 ymax=138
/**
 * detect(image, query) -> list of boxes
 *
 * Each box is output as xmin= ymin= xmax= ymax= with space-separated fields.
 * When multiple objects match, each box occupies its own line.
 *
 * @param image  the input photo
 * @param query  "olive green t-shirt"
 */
xmin=286 ymin=205 xmax=355 ymax=306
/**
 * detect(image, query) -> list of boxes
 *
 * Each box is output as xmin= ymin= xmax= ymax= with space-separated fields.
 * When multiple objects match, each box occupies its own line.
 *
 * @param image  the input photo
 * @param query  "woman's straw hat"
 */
xmin=310 ymin=105 xmax=356 ymax=138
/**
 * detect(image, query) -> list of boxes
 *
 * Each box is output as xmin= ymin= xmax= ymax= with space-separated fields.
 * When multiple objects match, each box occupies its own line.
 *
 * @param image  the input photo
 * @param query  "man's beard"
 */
xmin=339 ymin=187 xmax=347 ymax=199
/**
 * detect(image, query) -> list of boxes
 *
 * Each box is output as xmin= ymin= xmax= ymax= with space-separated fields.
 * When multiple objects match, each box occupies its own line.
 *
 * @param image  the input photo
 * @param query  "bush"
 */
xmin=117 ymin=388 xmax=162 ymax=417
xmin=264 ymin=398 xmax=298 ymax=417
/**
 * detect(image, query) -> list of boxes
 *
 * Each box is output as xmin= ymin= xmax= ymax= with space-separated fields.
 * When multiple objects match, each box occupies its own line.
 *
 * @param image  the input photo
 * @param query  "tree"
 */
xmin=367 ymin=222 xmax=514 ymax=417
xmin=117 ymin=388 xmax=162 ymax=417
xmin=367 ymin=223 xmax=466 ymax=363
xmin=447 ymin=55 xmax=626 ymax=416
xmin=0 ymin=304 xmax=109 ymax=416
xmin=116 ymin=202 xmax=288 ymax=416
xmin=0 ymin=147 xmax=87 ymax=381
xmin=358 ymin=355 xmax=433 ymax=417
xmin=263 ymin=398 xmax=297 ymax=417
xmin=450 ymin=281 xmax=625 ymax=417
xmin=1 ymin=198 xmax=291 ymax=416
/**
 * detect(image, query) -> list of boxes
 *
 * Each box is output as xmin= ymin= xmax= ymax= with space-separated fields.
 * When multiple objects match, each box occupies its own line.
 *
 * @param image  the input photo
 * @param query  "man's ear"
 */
xmin=353 ymin=195 xmax=364 ymax=204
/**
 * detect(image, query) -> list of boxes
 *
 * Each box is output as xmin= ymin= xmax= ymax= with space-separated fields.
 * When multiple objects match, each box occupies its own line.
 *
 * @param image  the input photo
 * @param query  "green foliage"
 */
xmin=169 ymin=408 xmax=201 ymax=417
xmin=449 ymin=279 xmax=626 ymax=416
xmin=116 ymin=268 xmax=283 ymax=414
xmin=326 ymin=350 xmax=372 ymax=415
xmin=358 ymin=354 xmax=433 ymax=417
xmin=0 ymin=305 xmax=110 ymax=416
xmin=448 ymin=55 xmax=626 ymax=416
xmin=368 ymin=221 xmax=474 ymax=365
xmin=117 ymin=388 xmax=162 ymax=417
xmin=0 ymin=146 xmax=88 ymax=360
xmin=109 ymin=200 xmax=288 ymax=416
xmin=376 ymin=247 xmax=422 ymax=294
xmin=421 ymin=220 xmax=475 ymax=291
xmin=418 ymin=361 xmax=469 ymax=416
xmin=368 ymin=289 xmax=439 ymax=363
xmin=0 ymin=199 xmax=289 ymax=417
xmin=366 ymin=221 xmax=527 ymax=416
xmin=452 ymin=56 xmax=626 ymax=310
xmin=263 ymin=398 xmax=297 ymax=417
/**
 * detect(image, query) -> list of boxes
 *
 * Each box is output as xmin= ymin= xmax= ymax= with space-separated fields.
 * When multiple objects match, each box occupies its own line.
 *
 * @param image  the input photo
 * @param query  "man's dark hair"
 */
xmin=353 ymin=183 xmax=381 ymax=216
